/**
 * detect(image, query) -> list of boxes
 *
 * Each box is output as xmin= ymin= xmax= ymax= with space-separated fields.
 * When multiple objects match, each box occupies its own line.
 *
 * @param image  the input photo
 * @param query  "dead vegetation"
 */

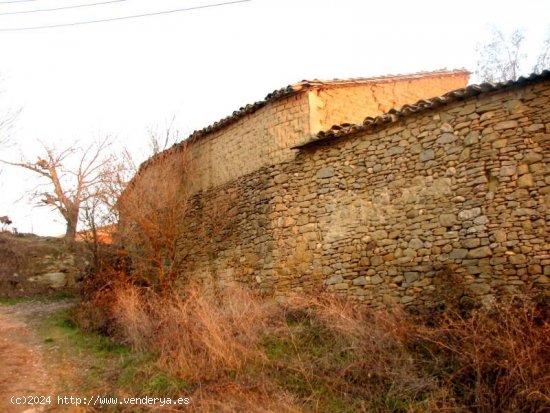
xmin=71 ymin=123 xmax=550 ymax=412
xmin=75 ymin=266 xmax=550 ymax=412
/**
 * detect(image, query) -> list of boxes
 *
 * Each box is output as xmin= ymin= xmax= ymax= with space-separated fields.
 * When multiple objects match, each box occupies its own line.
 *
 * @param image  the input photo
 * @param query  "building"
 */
xmin=123 ymin=69 xmax=550 ymax=308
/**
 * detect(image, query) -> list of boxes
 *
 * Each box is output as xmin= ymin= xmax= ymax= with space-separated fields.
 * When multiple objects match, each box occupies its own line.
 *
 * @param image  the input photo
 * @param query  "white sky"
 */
xmin=0 ymin=0 xmax=549 ymax=236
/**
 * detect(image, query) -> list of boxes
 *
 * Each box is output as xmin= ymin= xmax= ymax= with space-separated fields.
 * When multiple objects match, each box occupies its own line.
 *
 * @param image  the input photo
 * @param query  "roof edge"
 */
xmin=135 ymin=69 xmax=469 ymax=175
xmin=293 ymin=69 xmax=550 ymax=150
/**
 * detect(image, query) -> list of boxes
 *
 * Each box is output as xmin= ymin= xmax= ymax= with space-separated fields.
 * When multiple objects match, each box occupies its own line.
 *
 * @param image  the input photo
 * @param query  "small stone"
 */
xmin=419 ymin=149 xmax=435 ymax=161
xmin=371 ymin=229 xmax=388 ymax=241
xmin=352 ymin=276 xmax=368 ymax=286
xmin=408 ymin=239 xmax=424 ymax=250
xmin=464 ymin=131 xmax=479 ymax=146
xmin=325 ymin=275 xmax=343 ymax=285
xmin=370 ymin=274 xmax=383 ymax=285
xmin=458 ymin=207 xmax=482 ymax=220
xmin=459 ymin=148 xmax=471 ymax=162
xmin=494 ymin=120 xmax=518 ymax=130
xmin=436 ymin=133 xmax=456 ymax=144
xmin=494 ymin=230 xmax=507 ymax=242
xmin=480 ymin=111 xmax=495 ymax=122
xmin=467 ymin=246 xmax=492 ymax=258
xmin=509 ymin=254 xmax=526 ymax=265
xmin=274 ymin=173 xmax=288 ymax=184
xmin=518 ymin=174 xmax=534 ymax=188
xmin=500 ymin=165 xmax=517 ymax=177
xmin=401 ymin=296 xmax=415 ymax=304
xmin=440 ymin=213 xmax=457 ymax=227
xmin=492 ymin=139 xmax=507 ymax=149
xmin=469 ymin=282 xmax=491 ymax=295
xmin=450 ymin=249 xmax=468 ymax=259
xmin=404 ymin=272 xmax=419 ymax=283
xmin=528 ymin=264 xmax=542 ymax=274
xmin=440 ymin=123 xmax=454 ymax=133
xmin=523 ymin=151 xmax=543 ymax=164
xmin=316 ymin=167 xmax=335 ymax=179
xmin=463 ymin=238 xmax=481 ymax=248
xmin=473 ymin=215 xmax=489 ymax=225
xmin=384 ymin=146 xmax=405 ymax=156
xmin=383 ymin=294 xmax=398 ymax=305
xmin=517 ymin=164 xmax=529 ymax=174
xmin=526 ymin=124 xmax=544 ymax=132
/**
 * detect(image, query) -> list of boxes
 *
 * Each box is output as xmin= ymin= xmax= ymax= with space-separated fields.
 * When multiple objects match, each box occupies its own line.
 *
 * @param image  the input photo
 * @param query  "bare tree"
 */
xmin=147 ymin=115 xmax=182 ymax=155
xmin=117 ymin=142 xmax=195 ymax=288
xmin=0 ymin=215 xmax=12 ymax=231
xmin=1 ymin=138 xmax=113 ymax=242
xmin=476 ymin=26 xmax=550 ymax=83
xmin=533 ymin=28 xmax=550 ymax=73
xmin=117 ymin=139 xmax=234 ymax=291
xmin=0 ymin=88 xmax=20 ymax=172
xmin=476 ymin=27 xmax=526 ymax=83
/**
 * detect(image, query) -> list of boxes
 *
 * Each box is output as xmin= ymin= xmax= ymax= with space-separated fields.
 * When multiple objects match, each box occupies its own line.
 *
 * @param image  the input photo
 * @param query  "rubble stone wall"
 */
xmin=176 ymin=79 xmax=550 ymax=307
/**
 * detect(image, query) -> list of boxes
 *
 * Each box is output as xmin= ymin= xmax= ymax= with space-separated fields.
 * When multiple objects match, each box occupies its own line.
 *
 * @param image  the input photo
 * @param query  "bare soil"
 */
xmin=0 ymin=300 xmax=85 ymax=413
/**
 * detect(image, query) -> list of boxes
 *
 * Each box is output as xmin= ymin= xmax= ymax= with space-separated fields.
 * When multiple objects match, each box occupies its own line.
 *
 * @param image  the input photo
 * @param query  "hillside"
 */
xmin=0 ymin=232 xmax=89 ymax=298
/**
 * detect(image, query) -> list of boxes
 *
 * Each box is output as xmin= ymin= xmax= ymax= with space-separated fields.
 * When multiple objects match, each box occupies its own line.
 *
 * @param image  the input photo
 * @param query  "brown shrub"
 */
xmin=110 ymin=282 xmax=279 ymax=382
xmin=77 ymin=268 xmax=550 ymax=412
xmin=413 ymin=300 xmax=550 ymax=413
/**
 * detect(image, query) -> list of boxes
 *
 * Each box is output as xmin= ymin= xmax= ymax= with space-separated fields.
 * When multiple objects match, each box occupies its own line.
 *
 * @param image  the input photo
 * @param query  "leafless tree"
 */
xmin=476 ymin=28 xmax=526 ymax=83
xmin=533 ymin=28 xmax=550 ymax=73
xmin=476 ymin=26 xmax=550 ymax=83
xmin=0 ymin=86 xmax=20 ymax=173
xmin=1 ymin=138 xmax=113 ymax=242
xmin=0 ymin=215 xmax=12 ymax=231
xmin=147 ymin=115 xmax=182 ymax=155
xmin=117 ymin=138 xmax=234 ymax=291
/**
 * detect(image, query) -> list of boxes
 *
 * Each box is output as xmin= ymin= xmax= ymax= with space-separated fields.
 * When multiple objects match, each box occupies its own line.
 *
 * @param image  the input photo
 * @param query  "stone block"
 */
xmin=436 ymin=133 xmax=456 ymax=144
xmin=467 ymin=246 xmax=492 ymax=258
xmin=419 ymin=149 xmax=435 ymax=161
xmin=458 ymin=207 xmax=482 ymax=220
xmin=370 ymin=274 xmax=383 ymax=285
xmin=494 ymin=120 xmax=518 ymax=130
xmin=518 ymin=174 xmax=534 ymax=188
xmin=450 ymin=249 xmax=468 ymax=259
xmin=316 ymin=167 xmax=335 ymax=178
xmin=439 ymin=213 xmax=457 ymax=227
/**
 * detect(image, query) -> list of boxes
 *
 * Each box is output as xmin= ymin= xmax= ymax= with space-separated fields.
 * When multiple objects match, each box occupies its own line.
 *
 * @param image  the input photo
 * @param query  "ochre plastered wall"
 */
xmin=308 ymin=72 xmax=469 ymax=133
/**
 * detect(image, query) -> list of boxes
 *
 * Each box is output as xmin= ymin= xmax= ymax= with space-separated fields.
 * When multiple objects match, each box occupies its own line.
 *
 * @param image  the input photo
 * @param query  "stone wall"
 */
xmin=135 ymin=72 xmax=468 ymax=194
xmin=176 ymin=78 xmax=550 ymax=307
xmin=0 ymin=233 xmax=88 ymax=298
xmin=189 ymin=93 xmax=310 ymax=191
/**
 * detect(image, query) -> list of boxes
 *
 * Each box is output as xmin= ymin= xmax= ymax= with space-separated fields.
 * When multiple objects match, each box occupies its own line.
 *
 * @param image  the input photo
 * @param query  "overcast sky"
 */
xmin=0 ymin=0 xmax=549 ymax=236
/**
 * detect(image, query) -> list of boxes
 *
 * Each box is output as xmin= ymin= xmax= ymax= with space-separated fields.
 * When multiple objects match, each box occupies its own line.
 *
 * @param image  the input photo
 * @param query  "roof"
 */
xmin=293 ymin=69 xmax=550 ymax=149
xmin=136 ymin=69 xmax=469 ymax=175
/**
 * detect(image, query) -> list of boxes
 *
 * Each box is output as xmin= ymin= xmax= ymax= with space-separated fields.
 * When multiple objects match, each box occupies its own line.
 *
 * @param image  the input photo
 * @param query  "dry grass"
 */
xmin=111 ymin=282 xmax=278 ymax=382
xmin=76 ymin=270 xmax=550 ymax=412
xmin=412 ymin=299 xmax=550 ymax=413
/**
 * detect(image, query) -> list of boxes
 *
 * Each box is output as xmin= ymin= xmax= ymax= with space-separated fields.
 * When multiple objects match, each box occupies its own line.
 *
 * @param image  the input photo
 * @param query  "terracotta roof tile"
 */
xmin=136 ymin=69 xmax=468 ymax=174
xmin=293 ymin=70 xmax=550 ymax=149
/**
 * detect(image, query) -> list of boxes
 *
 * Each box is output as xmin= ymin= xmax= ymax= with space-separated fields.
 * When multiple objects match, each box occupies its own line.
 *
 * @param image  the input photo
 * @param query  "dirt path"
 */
xmin=0 ymin=300 xmax=84 ymax=413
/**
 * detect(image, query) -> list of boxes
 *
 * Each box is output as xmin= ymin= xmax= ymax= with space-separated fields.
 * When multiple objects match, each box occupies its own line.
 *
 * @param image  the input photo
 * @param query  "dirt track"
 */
xmin=0 ymin=301 xmax=83 ymax=413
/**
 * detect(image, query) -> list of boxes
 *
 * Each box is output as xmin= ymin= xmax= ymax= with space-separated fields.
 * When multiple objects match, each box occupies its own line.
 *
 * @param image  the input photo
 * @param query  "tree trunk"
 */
xmin=65 ymin=208 xmax=79 ymax=243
